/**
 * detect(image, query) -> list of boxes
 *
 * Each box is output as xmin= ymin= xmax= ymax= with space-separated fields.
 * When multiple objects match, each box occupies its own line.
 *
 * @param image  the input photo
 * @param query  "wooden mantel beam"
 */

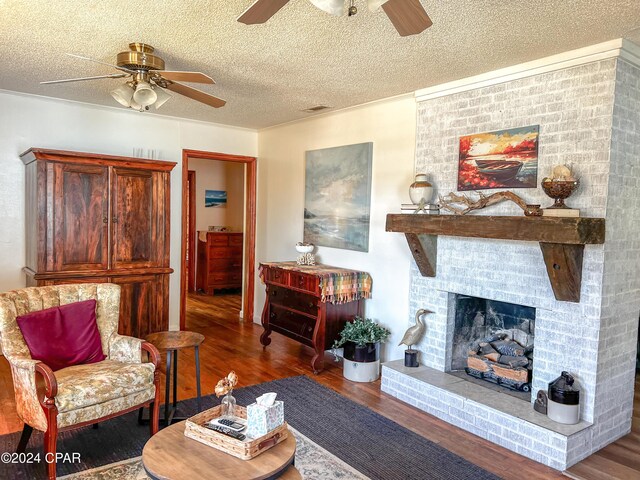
xmin=386 ymin=215 xmax=605 ymax=245
xmin=386 ymin=214 xmax=606 ymax=303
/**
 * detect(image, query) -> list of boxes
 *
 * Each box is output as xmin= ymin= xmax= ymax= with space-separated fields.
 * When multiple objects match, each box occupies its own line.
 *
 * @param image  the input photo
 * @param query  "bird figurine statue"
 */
xmin=399 ymin=309 xmax=432 ymax=367
xmin=399 ymin=309 xmax=431 ymax=348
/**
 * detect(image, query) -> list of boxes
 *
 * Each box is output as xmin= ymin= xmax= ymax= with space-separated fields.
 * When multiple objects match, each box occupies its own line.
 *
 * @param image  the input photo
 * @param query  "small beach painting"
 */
xmin=458 ymin=125 xmax=539 ymax=191
xmin=205 ymin=190 xmax=227 ymax=207
xmin=304 ymin=143 xmax=373 ymax=252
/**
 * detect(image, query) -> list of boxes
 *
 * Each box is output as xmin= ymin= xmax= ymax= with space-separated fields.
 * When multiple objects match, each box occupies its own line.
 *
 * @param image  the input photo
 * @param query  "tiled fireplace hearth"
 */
xmin=382 ymin=44 xmax=640 ymax=470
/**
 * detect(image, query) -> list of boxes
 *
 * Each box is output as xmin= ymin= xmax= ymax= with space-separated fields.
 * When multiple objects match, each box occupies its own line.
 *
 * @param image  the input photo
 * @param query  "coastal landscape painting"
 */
xmin=205 ymin=189 xmax=227 ymax=207
xmin=458 ymin=125 xmax=539 ymax=191
xmin=304 ymin=143 xmax=373 ymax=252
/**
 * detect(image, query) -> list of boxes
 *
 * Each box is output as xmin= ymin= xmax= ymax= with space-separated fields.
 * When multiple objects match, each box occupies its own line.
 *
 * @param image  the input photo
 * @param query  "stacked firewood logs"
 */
xmin=466 ymin=333 xmax=533 ymax=390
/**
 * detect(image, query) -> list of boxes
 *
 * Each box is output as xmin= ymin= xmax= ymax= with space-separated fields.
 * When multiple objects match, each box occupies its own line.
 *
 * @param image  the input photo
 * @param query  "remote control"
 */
xmin=217 ymin=418 xmax=246 ymax=432
xmin=204 ymin=423 xmax=246 ymax=441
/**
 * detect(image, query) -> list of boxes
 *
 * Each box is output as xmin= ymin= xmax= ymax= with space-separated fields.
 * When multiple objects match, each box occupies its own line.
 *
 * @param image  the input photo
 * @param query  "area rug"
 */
xmin=0 ymin=375 xmax=501 ymax=480
xmin=58 ymin=428 xmax=367 ymax=480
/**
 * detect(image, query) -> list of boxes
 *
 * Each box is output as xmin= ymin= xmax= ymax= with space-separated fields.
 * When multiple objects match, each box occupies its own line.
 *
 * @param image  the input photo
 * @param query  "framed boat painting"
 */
xmin=457 ymin=125 xmax=539 ymax=191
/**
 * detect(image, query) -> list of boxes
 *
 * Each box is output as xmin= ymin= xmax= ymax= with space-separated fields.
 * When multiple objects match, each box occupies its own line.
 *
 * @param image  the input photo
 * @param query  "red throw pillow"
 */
xmin=16 ymin=299 xmax=105 ymax=371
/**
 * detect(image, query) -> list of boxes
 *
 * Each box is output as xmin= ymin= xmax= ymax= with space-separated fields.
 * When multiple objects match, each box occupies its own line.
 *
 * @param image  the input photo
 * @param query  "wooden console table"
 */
xmin=259 ymin=262 xmax=372 ymax=373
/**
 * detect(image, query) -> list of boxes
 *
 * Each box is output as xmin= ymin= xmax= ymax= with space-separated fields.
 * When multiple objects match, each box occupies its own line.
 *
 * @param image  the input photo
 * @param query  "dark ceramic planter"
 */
xmin=343 ymin=341 xmax=380 ymax=363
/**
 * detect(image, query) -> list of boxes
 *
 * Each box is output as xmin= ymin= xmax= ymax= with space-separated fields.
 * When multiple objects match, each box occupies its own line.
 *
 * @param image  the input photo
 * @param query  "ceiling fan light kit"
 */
xmin=238 ymin=0 xmax=432 ymax=36
xmin=153 ymin=86 xmax=172 ymax=109
xmin=129 ymin=98 xmax=144 ymax=112
xmin=308 ymin=0 xmax=345 ymax=16
xmin=133 ymin=80 xmax=158 ymax=107
xmin=41 ymin=42 xmax=225 ymax=111
xmin=367 ymin=0 xmax=385 ymax=12
xmin=110 ymin=83 xmax=134 ymax=107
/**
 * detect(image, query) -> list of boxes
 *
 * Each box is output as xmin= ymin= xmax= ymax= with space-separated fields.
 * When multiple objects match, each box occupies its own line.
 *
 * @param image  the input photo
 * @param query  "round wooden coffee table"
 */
xmin=142 ymin=421 xmax=298 ymax=480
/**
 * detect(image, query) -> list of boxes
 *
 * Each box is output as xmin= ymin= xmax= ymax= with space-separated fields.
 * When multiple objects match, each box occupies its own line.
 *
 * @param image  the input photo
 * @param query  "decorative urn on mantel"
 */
xmin=409 ymin=174 xmax=435 ymax=213
xmin=409 ymin=174 xmax=433 ymax=204
xmin=541 ymin=164 xmax=580 ymax=217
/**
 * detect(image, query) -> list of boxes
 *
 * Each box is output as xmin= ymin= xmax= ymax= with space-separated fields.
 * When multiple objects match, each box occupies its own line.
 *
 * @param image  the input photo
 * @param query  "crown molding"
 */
xmin=415 ymin=39 xmax=639 ymax=102
xmin=620 ymin=38 xmax=640 ymax=66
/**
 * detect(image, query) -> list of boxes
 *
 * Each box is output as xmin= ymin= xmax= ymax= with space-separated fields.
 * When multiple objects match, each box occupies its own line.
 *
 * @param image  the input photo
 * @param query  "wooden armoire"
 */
xmin=21 ymin=148 xmax=176 ymax=338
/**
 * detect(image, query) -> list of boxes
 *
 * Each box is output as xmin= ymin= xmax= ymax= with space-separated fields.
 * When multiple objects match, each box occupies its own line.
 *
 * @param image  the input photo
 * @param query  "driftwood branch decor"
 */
xmin=438 ymin=191 xmax=535 ymax=215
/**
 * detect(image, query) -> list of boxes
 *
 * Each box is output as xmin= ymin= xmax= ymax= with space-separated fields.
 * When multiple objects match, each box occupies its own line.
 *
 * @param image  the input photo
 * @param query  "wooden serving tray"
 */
xmin=184 ymin=405 xmax=289 ymax=460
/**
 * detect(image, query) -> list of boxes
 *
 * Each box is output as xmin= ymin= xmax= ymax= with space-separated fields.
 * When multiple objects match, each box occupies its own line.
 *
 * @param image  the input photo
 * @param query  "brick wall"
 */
xmin=397 ymin=57 xmax=640 ymax=467
xmin=411 ymin=59 xmax=619 ymax=424
xmin=581 ymin=58 xmax=640 ymax=463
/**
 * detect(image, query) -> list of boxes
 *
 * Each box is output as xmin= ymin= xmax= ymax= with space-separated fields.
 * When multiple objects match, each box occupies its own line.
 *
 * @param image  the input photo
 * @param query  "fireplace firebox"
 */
xmin=448 ymin=294 xmax=535 ymax=398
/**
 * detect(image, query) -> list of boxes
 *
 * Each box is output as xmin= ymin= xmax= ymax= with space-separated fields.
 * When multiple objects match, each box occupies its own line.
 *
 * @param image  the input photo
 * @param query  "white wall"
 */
xmin=189 ymin=158 xmax=245 ymax=232
xmin=0 ymin=90 xmax=257 ymax=330
xmin=0 ymin=89 xmax=415 ymax=359
xmin=256 ymin=95 xmax=417 ymax=361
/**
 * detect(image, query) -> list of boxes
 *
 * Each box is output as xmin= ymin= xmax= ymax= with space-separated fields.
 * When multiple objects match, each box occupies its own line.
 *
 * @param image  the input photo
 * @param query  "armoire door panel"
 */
xmin=50 ymin=163 xmax=109 ymax=271
xmin=111 ymin=168 xmax=158 ymax=268
xmin=111 ymin=275 xmax=160 ymax=338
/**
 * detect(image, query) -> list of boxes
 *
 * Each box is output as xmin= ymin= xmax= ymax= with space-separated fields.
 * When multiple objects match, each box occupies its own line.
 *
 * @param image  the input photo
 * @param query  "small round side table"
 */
xmin=144 ymin=331 xmax=205 ymax=425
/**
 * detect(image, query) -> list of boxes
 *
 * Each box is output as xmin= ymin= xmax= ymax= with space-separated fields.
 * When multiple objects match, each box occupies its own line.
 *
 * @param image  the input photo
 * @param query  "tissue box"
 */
xmin=246 ymin=401 xmax=284 ymax=438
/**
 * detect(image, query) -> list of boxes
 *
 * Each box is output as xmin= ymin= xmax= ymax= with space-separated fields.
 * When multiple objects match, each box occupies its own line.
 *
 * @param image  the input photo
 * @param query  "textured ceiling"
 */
xmin=1 ymin=0 xmax=640 ymax=129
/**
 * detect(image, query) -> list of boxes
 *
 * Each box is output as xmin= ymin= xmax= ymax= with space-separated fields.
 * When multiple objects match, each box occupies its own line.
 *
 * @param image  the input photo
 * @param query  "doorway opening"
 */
xmin=180 ymin=150 xmax=257 ymax=330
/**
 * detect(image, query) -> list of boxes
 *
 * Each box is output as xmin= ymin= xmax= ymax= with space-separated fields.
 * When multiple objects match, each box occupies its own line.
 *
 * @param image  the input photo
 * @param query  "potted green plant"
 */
xmin=332 ymin=317 xmax=391 ymax=382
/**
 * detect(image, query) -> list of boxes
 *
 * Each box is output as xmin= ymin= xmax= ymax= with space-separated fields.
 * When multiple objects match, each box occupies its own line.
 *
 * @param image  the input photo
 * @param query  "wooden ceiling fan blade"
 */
xmin=165 ymin=82 xmax=226 ymax=108
xmin=40 ymin=73 xmax=128 ymax=85
xmin=381 ymin=0 xmax=433 ymax=36
xmin=238 ymin=0 xmax=291 ymax=24
xmin=65 ymin=53 xmax=136 ymax=74
xmin=157 ymin=71 xmax=215 ymax=84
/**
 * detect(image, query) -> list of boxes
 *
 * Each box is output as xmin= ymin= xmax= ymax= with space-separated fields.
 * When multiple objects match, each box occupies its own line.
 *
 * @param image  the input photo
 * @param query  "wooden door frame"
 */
xmin=180 ymin=150 xmax=257 ymax=330
xmin=186 ymin=170 xmax=196 ymax=292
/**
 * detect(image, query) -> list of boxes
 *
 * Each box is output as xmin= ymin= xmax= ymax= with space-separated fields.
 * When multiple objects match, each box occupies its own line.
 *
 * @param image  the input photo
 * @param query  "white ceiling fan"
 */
xmin=238 ymin=0 xmax=433 ymax=37
xmin=40 ymin=43 xmax=226 ymax=111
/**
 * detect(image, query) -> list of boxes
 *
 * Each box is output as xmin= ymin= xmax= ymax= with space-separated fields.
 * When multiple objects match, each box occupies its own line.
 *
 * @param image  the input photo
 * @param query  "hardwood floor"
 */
xmin=0 ymin=292 xmax=637 ymax=479
xmin=565 ymin=376 xmax=640 ymax=480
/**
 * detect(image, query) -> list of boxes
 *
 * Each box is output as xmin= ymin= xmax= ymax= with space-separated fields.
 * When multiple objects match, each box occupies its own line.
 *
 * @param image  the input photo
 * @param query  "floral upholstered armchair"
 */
xmin=0 ymin=283 xmax=160 ymax=480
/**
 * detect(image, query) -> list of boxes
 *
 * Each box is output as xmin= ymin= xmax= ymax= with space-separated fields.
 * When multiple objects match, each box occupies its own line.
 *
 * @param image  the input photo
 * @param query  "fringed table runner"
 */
xmin=259 ymin=262 xmax=372 ymax=304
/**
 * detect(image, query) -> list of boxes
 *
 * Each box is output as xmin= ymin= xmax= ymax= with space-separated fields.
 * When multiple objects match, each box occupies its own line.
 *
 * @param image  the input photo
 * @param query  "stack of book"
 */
xmin=401 ymin=204 xmax=440 ymax=213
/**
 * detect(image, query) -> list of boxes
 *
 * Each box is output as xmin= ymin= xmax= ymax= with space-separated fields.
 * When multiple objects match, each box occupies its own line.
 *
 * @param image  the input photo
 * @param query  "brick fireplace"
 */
xmin=382 ymin=41 xmax=640 ymax=470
